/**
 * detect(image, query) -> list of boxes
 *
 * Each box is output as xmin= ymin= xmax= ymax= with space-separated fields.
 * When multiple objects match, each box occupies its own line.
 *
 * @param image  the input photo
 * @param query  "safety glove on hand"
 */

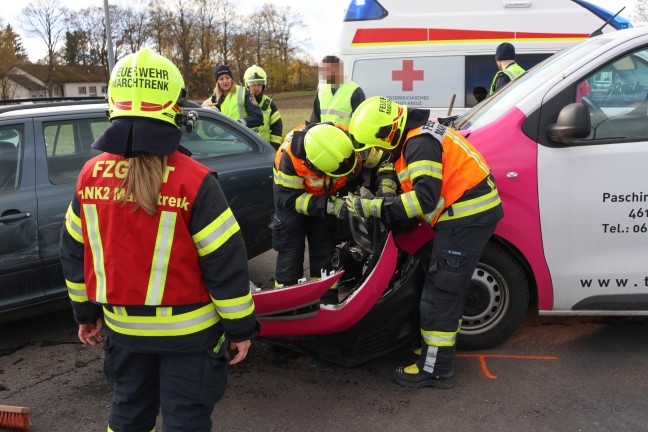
xmin=376 ymin=178 xmax=398 ymax=198
xmin=327 ymin=196 xmax=348 ymax=220
xmin=346 ymin=192 xmax=383 ymax=218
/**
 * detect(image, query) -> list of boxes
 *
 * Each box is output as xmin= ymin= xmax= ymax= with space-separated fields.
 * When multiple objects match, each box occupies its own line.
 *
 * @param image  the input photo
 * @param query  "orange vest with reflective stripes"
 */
xmin=274 ymin=124 xmax=352 ymax=196
xmin=394 ymin=123 xmax=491 ymax=226
xmin=76 ymin=151 xmax=212 ymax=305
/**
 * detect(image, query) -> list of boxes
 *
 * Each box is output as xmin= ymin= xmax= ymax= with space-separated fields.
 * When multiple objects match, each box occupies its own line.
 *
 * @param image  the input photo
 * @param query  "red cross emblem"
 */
xmin=392 ymin=60 xmax=424 ymax=91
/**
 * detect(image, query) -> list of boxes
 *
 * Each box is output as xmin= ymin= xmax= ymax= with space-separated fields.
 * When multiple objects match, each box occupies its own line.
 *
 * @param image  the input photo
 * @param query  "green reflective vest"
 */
xmin=251 ymin=94 xmax=272 ymax=141
xmin=219 ymin=85 xmax=248 ymax=121
xmin=490 ymin=63 xmax=525 ymax=95
xmin=317 ymin=82 xmax=359 ymax=125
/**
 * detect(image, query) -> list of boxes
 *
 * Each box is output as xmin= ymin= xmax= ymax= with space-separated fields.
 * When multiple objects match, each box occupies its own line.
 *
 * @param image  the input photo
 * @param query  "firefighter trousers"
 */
xmin=103 ymin=335 xmax=228 ymax=432
xmin=417 ymin=222 xmax=498 ymax=377
xmin=271 ymin=209 xmax=336 ymax=286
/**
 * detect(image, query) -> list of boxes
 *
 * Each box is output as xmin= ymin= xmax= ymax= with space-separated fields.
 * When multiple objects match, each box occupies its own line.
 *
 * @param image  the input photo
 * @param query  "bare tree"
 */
xmin=166 ymin=0 xmax=198 ymax=78
xmin=119 ymin=1 xmax=151 ymax=54
xmin=20 ymin=0 xmax=68 ymax=96
xmin=214 ymin=0 xmax=240 ymax=67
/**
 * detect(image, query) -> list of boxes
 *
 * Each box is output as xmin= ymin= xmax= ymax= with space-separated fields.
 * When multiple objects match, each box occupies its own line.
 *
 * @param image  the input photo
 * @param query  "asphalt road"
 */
xmin=1 ymin=249 xmax=647 ymax=431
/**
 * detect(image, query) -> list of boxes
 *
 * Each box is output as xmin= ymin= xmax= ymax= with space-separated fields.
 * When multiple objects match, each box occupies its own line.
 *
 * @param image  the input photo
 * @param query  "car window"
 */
xmin=43 ymin=118 xmax=108 ymax=185
xmin=181 ymin=115 xmax=256 ymax=160
xmin=0 ymin=126 xmax=23 ymax=194
xmin=574 ymin=46 xmax=648 ymax=142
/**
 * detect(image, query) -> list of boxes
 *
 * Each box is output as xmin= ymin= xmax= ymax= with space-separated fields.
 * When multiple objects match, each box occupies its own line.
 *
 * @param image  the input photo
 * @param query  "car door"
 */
xmin=180 ymin=109 xmax=275 ymax=259
xmin=33 ymin=111 xmax=108 ymax=299
xmin=0 ymin=120 xmax=43 ymax=312
xmin=536 ymin=43 xmax=648 ymax=312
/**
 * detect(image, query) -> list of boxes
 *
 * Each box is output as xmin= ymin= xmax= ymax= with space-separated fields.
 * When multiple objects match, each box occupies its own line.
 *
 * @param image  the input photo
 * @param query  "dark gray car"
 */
xmin=0 ymin=101 xmax=274 ymax=320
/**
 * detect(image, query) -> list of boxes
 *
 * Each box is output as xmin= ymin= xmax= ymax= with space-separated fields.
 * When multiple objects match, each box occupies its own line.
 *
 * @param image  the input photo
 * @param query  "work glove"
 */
xmin=327 ymin=196 xmax=348 ymax=220
xmin=376 ymin=178 xmax=398 ymax=198
xmin=346 ymin=192 xmax=383 ymax=218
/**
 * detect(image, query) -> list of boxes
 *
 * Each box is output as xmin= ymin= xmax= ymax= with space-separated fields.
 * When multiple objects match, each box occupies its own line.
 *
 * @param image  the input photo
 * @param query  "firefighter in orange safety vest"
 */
xmin=346 ymin=96 xmax=504 ymax=389
xmin=60 ymin=48 xmax=256 ymax=432
xmin=271 ymin=122 xmax=386 ymax=302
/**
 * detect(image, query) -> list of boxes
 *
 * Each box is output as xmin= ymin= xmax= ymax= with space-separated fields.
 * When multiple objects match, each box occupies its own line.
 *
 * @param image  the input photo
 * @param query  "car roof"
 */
xmin=0 ymin=100 xmax=107 ymax=120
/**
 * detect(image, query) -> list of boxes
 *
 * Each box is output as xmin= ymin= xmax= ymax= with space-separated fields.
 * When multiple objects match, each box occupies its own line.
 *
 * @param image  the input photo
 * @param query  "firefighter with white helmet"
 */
xmin=60 ymin=47 xmax=256 ymax=431
xmin=244 ymin=65 xmax=283 ymax=148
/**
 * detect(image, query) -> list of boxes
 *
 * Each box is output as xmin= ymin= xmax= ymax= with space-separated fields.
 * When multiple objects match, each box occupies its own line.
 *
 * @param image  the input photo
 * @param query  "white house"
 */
xmin=7 ymin=64 xmax=108 ymax=99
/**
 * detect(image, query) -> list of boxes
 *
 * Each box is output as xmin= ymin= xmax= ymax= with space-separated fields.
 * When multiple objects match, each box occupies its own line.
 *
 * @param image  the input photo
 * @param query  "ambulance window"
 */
xmin=465 ymin=54 xmax=551 ymax=107
xmin=343 ymin=0 xmax=388 ymax=21
xmin=573 ymin=46 xmax=648 ymax=142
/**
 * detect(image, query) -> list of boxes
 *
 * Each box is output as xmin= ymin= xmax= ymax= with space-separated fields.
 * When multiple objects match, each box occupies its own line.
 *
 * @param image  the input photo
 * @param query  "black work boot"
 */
xmin=393 ymin=364 xmax=454 ymax=389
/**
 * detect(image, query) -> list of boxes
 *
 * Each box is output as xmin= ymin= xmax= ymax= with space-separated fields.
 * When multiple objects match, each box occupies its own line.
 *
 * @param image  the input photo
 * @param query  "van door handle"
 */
xmin=0 ymin=211 xmax=32 ymax=223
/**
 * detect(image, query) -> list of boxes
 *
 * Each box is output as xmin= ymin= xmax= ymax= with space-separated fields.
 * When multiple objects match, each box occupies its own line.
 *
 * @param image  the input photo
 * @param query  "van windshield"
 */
xmin=455 ymin=36 xmax=612 ymax=130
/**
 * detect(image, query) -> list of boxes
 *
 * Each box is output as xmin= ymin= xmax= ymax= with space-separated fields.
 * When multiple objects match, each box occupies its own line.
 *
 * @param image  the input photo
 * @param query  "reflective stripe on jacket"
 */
xmin=394 ymin=122 xmax=497 ymax=226
xmin=75 ymin=151 xmax=215 ymax=305
xmin=317 ymin=82 xmax=359 ymax=125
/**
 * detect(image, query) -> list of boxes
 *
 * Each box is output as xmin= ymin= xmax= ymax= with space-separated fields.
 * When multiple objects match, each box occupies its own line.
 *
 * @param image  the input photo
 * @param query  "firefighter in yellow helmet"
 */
xmin=271 ymin=123 xmax=361 ymax=299
xmin=347 ymin=96 xmax=503 ymax=389
xmin=60 ymin=48 xmax=256 ymax=431
xmin=244 ymin=65 xmax=283 ymax=149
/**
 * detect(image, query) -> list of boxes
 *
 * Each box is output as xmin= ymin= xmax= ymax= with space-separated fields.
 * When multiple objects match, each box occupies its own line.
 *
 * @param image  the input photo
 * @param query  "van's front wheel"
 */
xmin=458 ymin=242 xmax=529 ymax=350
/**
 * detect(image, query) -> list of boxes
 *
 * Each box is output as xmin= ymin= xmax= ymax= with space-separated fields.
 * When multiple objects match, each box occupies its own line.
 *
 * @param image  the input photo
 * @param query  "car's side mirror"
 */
xmin=547 ymin=103 xmax=591 ymax=143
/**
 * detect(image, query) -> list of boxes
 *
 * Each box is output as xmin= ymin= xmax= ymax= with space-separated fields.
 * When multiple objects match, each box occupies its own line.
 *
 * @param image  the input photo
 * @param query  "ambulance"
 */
xmin=335 ymin=0 xmax=632 ymax=118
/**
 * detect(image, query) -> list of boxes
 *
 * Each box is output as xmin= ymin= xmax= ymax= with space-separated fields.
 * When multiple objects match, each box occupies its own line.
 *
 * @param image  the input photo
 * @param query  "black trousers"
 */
xmin=271 ymin=209 xmax=336 ymax=286
xmin=103 ymin=335 xmax=228 ymax=432
xmin=417 ymin=222 xmax=498 ymax=376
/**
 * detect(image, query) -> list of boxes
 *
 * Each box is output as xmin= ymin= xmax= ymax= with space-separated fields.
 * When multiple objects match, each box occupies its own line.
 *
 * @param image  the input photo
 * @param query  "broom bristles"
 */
xmin=0 ymin=405 xmax=31 ymax=431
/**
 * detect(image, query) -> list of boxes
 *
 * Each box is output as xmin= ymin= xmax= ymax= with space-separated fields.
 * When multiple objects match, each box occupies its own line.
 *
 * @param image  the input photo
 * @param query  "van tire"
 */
xmin=457 ymin=242 xmax=529 ymax=350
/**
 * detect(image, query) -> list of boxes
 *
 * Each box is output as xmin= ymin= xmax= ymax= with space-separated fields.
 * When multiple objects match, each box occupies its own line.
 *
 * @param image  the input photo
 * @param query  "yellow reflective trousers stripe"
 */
xmin=145 ymin=211 xmax=176 ymax=306
xmin=193 ymin=207 xmax=240 ymax=257
xmin=103 ymin=303 xmax=220 ymax=337
xmin=83 ymin=204 xmax=108 ymax=303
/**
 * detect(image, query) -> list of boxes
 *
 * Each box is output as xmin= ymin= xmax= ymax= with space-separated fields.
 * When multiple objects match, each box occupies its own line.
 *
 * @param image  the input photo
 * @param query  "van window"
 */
xmin=43 ymin=118 xmax=107 ymax=185
xmin=0 ymin=126 xmax=23 ymax=194
xmin=575 ymin=46 xmax=648 ymax=142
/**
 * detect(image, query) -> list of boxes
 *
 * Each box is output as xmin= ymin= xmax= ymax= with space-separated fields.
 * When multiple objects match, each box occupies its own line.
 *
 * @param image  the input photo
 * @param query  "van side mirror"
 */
xmin=547 ymin=103 xmax=591 ymax=143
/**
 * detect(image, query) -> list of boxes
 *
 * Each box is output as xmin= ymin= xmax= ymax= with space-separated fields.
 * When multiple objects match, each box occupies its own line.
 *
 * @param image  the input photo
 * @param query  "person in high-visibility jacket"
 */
xmin=310 ymin=55 xmax=365 ymax=126
xmin=347 ymin=96 xmax=504 ymax=389
xmin=244 ymin=65 xmax=283 ymax=149
xmin=60 ymin=48 xmax=256 ymax=432
xmin=272 ymin=122 xmax=386 ymax=301
xmin=490 ymin=42 xmax=526 ymax=95
xmin=202 ymin=64 xmax=264 ymax=129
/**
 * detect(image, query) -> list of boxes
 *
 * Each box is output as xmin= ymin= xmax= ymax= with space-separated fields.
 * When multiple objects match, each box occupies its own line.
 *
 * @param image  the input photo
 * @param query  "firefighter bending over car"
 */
xmin=60 ymin=48 xmax=256 ymax=431
xmin=271 ymin=122 xmax=385 ymax=302
xmin=347 ymin=96 xmax=503 ymax=389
